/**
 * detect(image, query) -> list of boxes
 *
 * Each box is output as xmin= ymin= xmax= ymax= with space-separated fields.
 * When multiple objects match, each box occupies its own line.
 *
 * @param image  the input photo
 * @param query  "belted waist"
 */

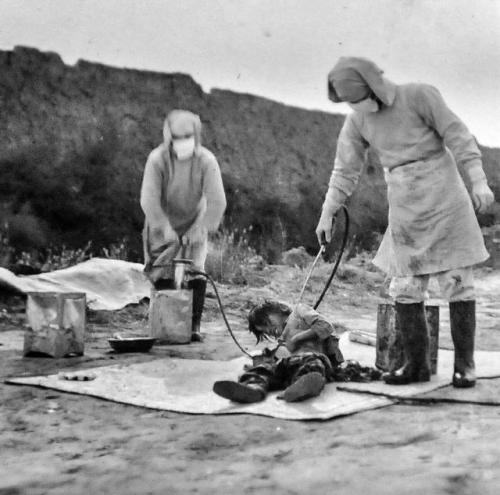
xmin=385 ymin=149 xmax=447 ymax=173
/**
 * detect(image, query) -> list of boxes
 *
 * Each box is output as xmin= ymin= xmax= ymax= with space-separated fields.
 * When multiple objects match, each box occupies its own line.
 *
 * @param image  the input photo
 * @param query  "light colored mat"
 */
xmin=6 ymin=354 xmax=393 ymax=421
xmin=7 ymin=334 xmax=500 ymax=419
xmin=337 ymin=334 xmax=500 ymax=399
xmin=0 ymin=258 xmax=151 ymax=310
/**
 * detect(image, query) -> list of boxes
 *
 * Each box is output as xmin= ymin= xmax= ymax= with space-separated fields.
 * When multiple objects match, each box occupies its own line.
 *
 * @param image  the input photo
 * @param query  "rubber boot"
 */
xmin=213 ymin=380 xmax=266 ymax=403
xmin=279 ymin=372 xmax=326 ymax=402
xmin=450 ymin=300 xmax=476 ymax=388
xmin=189 ymin=278 xmax=206 ymax=342
xmin=153 ymin=278 xmax=176 ymax=291
xmin=383 ymin=302 xmax=431 ymax=385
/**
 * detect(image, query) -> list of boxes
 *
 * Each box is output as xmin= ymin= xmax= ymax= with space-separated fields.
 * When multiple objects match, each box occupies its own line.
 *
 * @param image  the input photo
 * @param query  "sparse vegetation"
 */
xmin=1 ymin=222 xmax=261 ymax=283
xmin=205 ymin=227 xmax=259 ymax=284
xmin=101 ymin=238 xmax=130 ymax=261
xmin=39 ymin=242 xmax=94 ymax=272
xmin=0 ymin=230 xmax=129 ymax=273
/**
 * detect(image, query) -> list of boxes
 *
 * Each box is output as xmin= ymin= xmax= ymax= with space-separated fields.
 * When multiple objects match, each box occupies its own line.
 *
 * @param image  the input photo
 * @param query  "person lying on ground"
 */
xmin=213 ymin=300 xmax=346 ymax=403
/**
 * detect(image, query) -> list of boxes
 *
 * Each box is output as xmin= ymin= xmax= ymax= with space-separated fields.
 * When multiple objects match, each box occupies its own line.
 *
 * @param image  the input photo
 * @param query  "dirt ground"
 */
xmin=1 ymin=259 xmax=500 ymax=495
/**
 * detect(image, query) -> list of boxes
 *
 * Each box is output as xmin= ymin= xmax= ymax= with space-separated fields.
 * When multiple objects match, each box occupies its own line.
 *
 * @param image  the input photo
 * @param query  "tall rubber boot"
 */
xmin=383 ymin=302 xmax=431 ymax=385
xmin=450 ymin=300 xmax=476 ymax=388
xmin=189 ymin=278 xmax=206 ymax=342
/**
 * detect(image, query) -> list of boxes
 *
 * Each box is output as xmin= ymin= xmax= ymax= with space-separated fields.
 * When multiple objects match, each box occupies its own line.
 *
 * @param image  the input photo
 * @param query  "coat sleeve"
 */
xmin=413 ymin=84 xmax=487 ymax=186
xmin=322 ymin=115 xmax=368 ymax=215
xmin=201 ymin=151 xmax=227 ymax=231
xmin=140 ymin=149 xmax=171 ymax=229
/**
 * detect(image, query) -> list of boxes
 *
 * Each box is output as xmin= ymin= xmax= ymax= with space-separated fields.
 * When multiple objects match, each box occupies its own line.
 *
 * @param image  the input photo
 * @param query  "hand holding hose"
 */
xmin=315 ymin=206 xmax=339 ymax=246
xmin=162 ymin=224 xmax=179 ymax=245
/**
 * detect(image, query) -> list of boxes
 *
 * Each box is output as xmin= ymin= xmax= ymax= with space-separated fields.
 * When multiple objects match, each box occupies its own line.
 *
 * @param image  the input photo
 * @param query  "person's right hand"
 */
xmin=163 ymin=224 xmax=179 ymax=245
xmin=315 ymin=210 xmax=335 ymax=245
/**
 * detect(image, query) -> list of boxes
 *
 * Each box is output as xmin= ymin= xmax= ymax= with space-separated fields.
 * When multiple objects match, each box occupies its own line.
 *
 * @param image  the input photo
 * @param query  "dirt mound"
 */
xmin=1 ymin=46 xmax=498 ymax=261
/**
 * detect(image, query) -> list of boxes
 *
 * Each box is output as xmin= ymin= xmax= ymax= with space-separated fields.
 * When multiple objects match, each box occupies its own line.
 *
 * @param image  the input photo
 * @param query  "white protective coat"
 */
xmin=140 ymin=111 xmax=226 ymax=281
xmin=322 ymin=58 xmax=490 ymax=276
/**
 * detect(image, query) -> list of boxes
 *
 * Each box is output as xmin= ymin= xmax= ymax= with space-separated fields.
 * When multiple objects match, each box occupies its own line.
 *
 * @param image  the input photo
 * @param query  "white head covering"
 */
xmin=162 ymin=109 xmax=202 ymax=156
xmin=327 ymin=57 xmax=397 ymax=106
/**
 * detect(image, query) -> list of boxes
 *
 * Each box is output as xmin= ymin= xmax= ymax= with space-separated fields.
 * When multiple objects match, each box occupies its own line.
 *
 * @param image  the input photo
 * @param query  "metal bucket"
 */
xmin=375 ymin=303 xmax=439 ymax=375
xmin=148 ymin=288 xmax=193 ymax=344
xmin=24 ymin=292 xmax=86 ymax=358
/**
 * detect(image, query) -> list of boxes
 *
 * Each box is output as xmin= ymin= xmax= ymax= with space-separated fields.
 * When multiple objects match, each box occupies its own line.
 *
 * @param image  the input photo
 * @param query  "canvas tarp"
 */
xmin=0 ymin=258 xmax=151 ymax=311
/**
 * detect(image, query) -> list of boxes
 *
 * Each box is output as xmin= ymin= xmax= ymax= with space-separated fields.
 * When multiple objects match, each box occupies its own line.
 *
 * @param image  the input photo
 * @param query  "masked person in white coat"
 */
xmin=140 ymin=110 xmax=227 ymax=341
xmin=316 ymin=57 xmax=494 ymax=387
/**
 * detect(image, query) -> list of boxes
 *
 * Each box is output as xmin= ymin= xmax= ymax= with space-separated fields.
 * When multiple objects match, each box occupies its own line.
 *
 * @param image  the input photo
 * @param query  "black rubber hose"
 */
xmin=313 ymin=205 xmax=350 ymax=310
xmin=189 ymin=269 xmax=253 ymax=358
xmin=188 ymin=206 xmax=349 ymax=357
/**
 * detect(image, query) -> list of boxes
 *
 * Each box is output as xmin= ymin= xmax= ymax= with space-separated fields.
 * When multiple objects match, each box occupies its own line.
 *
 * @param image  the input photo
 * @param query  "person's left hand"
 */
xmin=471 ymin=182 xmax=495 ymax=214
xmin=182 ymin=223 xmax=207 ymax=246
xmin=288 ymin=332 xmax=307 ymax=352
xmin=288 ymin=336 xmax=300 ymax=352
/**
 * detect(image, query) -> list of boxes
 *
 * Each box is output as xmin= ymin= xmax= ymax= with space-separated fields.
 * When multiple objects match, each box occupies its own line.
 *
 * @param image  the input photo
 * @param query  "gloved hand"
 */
xmin=471 ymin=181 xmax=494 ymax=214
xmin=287 ymin=334 xmax=303 ymax=353
xmin=163 ymin=224 xmax=179 ymax=245
xmin=315 ymin=209 xmax=336 ymax=245
xmin=182 ymin=223 xmax=207 ymax=246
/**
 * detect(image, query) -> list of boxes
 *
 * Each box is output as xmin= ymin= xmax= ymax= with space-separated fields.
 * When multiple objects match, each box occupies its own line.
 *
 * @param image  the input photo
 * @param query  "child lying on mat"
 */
xmin=213 ymin=300 xmax=346 ymax=403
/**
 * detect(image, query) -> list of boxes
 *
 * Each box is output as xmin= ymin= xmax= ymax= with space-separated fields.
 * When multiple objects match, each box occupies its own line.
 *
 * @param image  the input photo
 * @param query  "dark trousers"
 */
xmin=240 ymin=352 xmax=333 ymax=392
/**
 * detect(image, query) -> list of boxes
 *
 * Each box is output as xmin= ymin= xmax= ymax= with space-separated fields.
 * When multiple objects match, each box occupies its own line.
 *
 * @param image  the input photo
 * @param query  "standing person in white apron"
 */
xmin=315 ymin=57 xmax=494 ymax=387
xmin=140 ymin=110 xmax=227 ymax=341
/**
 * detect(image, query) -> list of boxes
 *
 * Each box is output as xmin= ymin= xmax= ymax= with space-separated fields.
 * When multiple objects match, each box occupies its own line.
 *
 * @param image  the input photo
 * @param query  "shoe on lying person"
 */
xmin=213 ymin=381 xmax=266 ymax=403
xmin=279 ymin=372 xmax=326 ymax=402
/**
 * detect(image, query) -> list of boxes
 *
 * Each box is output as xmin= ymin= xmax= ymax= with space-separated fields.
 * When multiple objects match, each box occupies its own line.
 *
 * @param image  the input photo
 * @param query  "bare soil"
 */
xmin=1 ymin=259 xmax=500 ymax=495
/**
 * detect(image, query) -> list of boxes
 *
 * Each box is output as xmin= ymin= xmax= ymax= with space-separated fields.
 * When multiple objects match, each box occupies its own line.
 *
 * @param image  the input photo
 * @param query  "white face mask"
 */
xmin=172 ymin=136 xmax=196 ymax=160
xmin=348 ymin=98 xmax=379 ymax=114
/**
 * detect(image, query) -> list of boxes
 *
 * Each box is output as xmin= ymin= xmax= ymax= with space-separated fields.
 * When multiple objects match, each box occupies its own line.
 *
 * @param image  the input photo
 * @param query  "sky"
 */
xmin=1 ymin=0 xmax=499 ymax=146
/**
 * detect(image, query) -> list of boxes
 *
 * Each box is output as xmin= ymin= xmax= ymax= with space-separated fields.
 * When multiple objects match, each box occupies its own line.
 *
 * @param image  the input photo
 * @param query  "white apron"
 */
xmin=372 ymin=150 xmax=489 ymax=276
xmin=142 ymin=196 xmax=208 ymax=283
xmin=142 ymin=227 xmax=208 ymax=283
